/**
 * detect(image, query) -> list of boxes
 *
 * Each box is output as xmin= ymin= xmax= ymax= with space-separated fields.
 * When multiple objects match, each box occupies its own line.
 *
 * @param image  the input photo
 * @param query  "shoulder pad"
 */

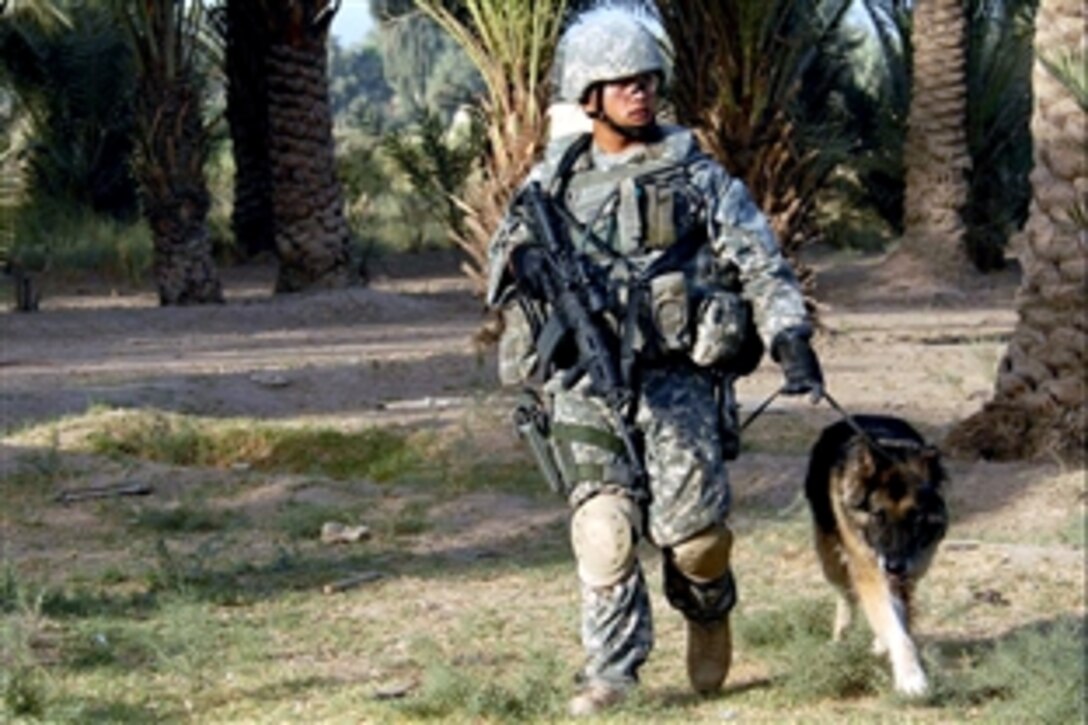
xmin=652 ymin=125 xmax=705 ymax=164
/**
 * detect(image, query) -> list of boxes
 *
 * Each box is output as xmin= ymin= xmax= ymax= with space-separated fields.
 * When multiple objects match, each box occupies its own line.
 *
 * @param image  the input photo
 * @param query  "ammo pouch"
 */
xmin=644 ymin=269 xmax=763 ymax=376
xmin=650 ymin=271 xmax=691 ymax=352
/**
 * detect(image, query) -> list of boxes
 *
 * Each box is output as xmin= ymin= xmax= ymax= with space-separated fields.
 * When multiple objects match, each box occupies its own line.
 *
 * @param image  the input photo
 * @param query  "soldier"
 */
xmin=486 ymin=7 xmax=824 ymax=717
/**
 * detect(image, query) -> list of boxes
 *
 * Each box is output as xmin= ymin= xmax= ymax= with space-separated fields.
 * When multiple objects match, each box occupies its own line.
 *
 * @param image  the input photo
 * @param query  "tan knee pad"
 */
xmin=672 ymin=523 xmax=733 ymax=584
xmin=571 ymin=493 xmax=640 ymax=587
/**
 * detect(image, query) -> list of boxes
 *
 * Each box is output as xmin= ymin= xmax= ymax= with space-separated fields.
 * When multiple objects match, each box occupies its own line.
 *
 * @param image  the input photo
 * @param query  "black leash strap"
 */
xmin=822 ymin=389 xmax=904 ymax=463
xmin=738 ymin=387 xmax=783 ymax=432
xmin=821 ymin=390 xmax=873 ymax=444
xmin=738 ymin=385 xmax=901 ymax=463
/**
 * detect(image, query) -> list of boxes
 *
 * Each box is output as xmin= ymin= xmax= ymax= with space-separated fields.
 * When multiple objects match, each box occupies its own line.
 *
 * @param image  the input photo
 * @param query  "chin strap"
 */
xmin=585 ymin=86 xmax=663 ymax=143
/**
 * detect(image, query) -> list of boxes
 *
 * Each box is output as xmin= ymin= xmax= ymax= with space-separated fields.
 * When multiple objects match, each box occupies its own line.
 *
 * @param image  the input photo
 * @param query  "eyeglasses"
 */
xmin=604 ymin=72 xmax=661 ymax=95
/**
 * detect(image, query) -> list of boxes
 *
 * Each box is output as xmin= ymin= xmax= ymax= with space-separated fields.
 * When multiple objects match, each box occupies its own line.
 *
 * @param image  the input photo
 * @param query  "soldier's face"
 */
xmin=598 ymin=72 xmax=660 ymax=127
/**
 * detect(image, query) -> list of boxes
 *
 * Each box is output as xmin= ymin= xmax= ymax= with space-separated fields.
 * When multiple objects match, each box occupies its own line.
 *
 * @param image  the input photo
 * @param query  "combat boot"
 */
xmin=686 ymin=615 xmax=732 ymax=695
xmin=568 ymin=680 xmax=627 ymax=717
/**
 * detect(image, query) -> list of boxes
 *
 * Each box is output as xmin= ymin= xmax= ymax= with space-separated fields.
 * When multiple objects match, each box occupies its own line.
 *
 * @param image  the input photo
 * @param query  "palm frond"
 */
xmin=1040 ymin=50 xmax=1088 ymax=113
xmin=655 ymin=0 xmax=855 ymax=258
xmin=412 ymin=0 xmax=569 ymax=290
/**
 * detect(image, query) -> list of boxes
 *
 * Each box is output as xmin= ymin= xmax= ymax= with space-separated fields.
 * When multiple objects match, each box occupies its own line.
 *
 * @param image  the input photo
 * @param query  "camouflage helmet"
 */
xmin=557 ymin=7 xmax=668 ymax=103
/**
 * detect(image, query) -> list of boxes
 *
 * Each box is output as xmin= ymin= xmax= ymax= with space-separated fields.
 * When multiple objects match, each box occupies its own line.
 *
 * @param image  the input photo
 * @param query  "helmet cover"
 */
xmin=557 ymin=6 xmax=668 ymax=103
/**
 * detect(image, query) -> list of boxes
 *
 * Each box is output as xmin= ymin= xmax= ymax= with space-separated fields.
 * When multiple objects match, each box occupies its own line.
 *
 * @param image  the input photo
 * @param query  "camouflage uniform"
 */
xmin=488 ymin=125 xmax=811 ymax=688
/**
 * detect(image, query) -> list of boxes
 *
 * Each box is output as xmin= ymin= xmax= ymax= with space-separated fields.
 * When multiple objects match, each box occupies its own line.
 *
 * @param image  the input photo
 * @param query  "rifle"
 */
xmin=512 ymin=181 xmax=647 ymax=490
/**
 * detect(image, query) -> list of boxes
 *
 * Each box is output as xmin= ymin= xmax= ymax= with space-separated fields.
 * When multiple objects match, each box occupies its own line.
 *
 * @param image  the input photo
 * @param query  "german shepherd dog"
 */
xmin=805 ymin=415 xmax=948 ymax=695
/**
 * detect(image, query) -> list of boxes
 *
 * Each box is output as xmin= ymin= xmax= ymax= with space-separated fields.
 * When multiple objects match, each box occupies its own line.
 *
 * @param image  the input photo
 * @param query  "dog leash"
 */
xmin=738 ymin=385 xmax=900 ymax=462
xmin=738 ymin=386 xmax=784 ymax=433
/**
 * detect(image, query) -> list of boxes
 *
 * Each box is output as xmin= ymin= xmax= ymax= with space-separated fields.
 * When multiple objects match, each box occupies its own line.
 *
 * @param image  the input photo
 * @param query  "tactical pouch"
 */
xmin=642 ymin=175 xmax=678 ymax=250
xmin=650 ymin=271 xmax=691 ymax=352
xmin=691 ymin=291 xmax=750 ymax=368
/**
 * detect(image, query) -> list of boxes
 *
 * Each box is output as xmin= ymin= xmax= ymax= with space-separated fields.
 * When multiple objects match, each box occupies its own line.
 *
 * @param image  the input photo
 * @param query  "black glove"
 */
xmin=510 ymin=244 xmax=551 ymax=300
xmin=771 ymin=328 xmax=824 ymax=403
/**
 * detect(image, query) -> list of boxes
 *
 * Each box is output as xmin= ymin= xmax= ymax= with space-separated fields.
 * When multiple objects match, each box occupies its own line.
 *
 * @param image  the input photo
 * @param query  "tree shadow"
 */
xmin=654 ymin=674 xmax=777 ymax=709
xmin=46 ymin=696 xmax=170 ymax=724
xmin=931 ymin=614 xmax=1083 ymax=663
xmin=925 ymin=614 xmax=1085 ymax=710
xmin=0 ymin=350 xmax=499 ymax=431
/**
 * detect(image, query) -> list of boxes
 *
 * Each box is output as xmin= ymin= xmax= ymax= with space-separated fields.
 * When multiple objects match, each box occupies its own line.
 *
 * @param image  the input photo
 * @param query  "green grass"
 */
xmin=12 ymin=201 xmax=153 ymax=283
xmin=6 ymin=436 xmax=67 ymax=489
xmin=3 ymin=528 xmax=1084 ymax=724
xmin=74 ymin=409 xmax=549 ymax=501
xmin=738 ymin=598 xmax=889 ymax=701
xmin=397 ymin=642 xmax=567 ymax=721
xmin=130 ymin=504 xmax=237 ymax=534
xmin=274 ymin=501 xmax=355 ymax=541
xmin=1058 ymin=512 xmax=1086 ymax=548
xmin=3 ymin=407 xmax=1085 ymax=723
xmin=86 ymin=412 xmax=425 ymax=483
xmin=932 ymin=617 xmax=1086 ymax=723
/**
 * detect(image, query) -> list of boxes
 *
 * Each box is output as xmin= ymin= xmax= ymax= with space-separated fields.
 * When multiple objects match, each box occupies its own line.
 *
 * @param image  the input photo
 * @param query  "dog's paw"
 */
xmin=893 ymin=665 xmax=929 ymax=697
xmin=871 ymin=636 xmax=888 ymax=656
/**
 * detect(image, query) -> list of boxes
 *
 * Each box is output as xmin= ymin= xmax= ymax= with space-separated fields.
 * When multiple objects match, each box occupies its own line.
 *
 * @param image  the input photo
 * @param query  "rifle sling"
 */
xmin=549 ymin=133 xmax=594 ymax=199
xmin=551 ymin=423 xmax=629 ymax=487
xmin=551 ymin=422 xmax=626 ymax=454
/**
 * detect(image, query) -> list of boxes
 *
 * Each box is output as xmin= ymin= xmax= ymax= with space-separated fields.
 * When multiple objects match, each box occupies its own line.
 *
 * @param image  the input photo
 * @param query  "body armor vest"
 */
xmin=547 ymin=128 xmax=708 ymax=264
xmin=525 ymin=127 xmax=762 ymax=375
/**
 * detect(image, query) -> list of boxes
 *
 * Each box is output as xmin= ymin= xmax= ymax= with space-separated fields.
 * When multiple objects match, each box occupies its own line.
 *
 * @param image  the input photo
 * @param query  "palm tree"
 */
xmin=1 ymin=0 xmax=64 ymax=279
xmin=654 ymin=0 xmax=855 ymax=296
xmin=3 ymin=5 xmax=139 ymax=219
xmin=117 ymin=0 xmax=223 ymax=305
xmin=260 ymin=0 xmax=357 ymax=293
xmin=896 ymin=0 xmax=973 ymax=280
xmin=963 ymin=0 xmax=1035 ymax=271
xmin=0 ymin=0 xmax=65 ymax=26
xmin=947 ymin=0 xmax=1086 ymax=462
xmin=413 ymin=0 xmax=571 ymax=292
xmin=218 ymin=0 xmax=275 ymax=258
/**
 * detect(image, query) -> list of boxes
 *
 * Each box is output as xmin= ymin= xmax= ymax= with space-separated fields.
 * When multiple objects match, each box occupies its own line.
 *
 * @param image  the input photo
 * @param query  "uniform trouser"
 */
xmin=552 ymin=366 xmax=736 ymax=687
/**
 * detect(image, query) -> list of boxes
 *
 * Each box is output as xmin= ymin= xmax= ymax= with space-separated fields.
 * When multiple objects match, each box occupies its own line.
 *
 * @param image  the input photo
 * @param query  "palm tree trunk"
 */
xmin=899 ymin=0 xmax=973 ymax=279
xmin=137 ymin=82 xmax=224 ymax=305
xmin=265 ymin=1 xmax=356 ymax=293
xmin=946 ymin=0 xmax=1086 ymax=462
xmin=225 ymin=0 xmax=275 ymax=258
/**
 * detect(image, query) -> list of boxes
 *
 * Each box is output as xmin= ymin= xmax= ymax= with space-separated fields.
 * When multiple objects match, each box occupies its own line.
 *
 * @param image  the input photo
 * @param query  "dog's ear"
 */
xmin=855 ymin=440 xmax=877 ymax=479
xmin=840 ymin=441 xmax=877 ymax=510
xmin=921 ymin=444 xmax=946 ymax=487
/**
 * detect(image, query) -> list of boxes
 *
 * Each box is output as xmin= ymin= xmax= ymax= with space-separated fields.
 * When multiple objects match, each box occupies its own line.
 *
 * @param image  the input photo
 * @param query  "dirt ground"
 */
xmin=0 ymin=247 xmax=1084 ymax=718
xmin=0 ymin=249 xmax=1081 ymax=549
xmin=0 ymin=248 xmax=1028 ymax=433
